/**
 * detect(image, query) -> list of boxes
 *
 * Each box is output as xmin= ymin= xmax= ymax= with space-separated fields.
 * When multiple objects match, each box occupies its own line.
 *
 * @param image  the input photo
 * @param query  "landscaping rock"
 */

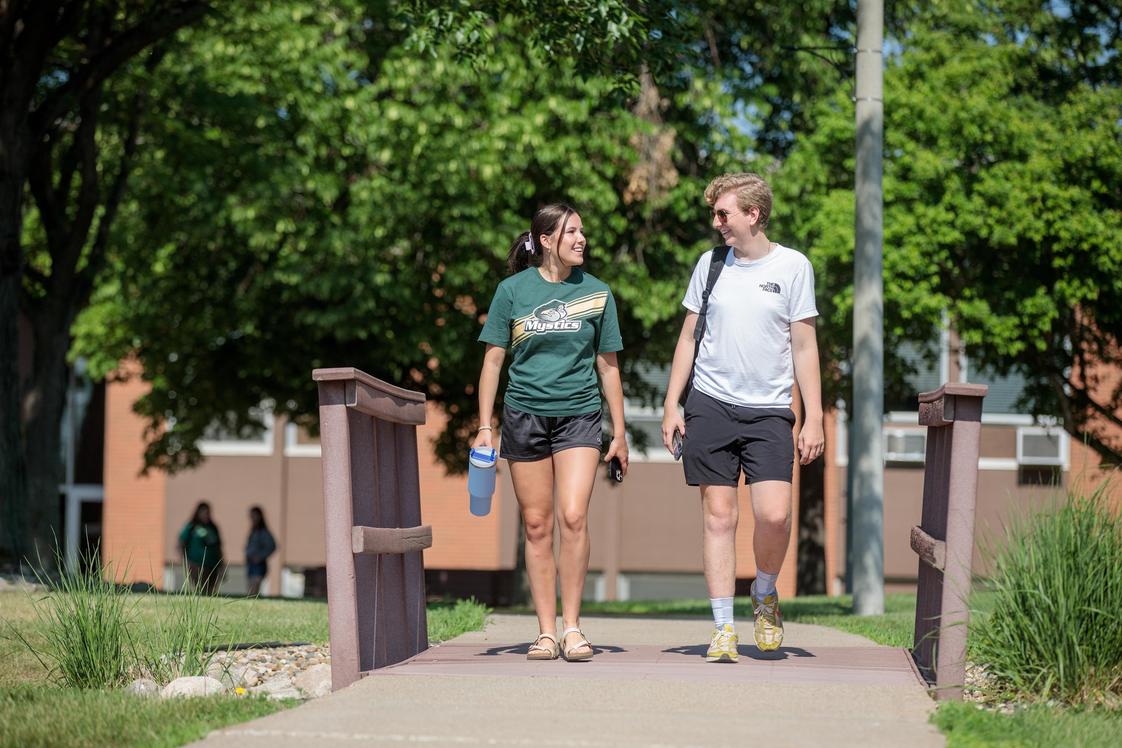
xmin=251 ymin=674 xmax=302 ymax=700
xmin=124 ymin=678 xmax=160 ymax=698
xmin=294 ymin=663 xmax=332 ymax=698
xmin=204 ymin=643 xmax=331 ymax=699
xmin=161 ymin=675 xmax=227 ymax=698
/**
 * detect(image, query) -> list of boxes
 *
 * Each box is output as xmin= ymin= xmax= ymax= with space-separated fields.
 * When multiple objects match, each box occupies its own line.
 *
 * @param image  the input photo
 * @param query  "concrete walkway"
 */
xmin=195 ymin=614 xmax=944 ymax=747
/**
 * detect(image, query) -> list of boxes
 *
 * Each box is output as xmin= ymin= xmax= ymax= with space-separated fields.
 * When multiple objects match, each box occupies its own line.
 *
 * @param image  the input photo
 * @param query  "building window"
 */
xmin=1016 ymin=426 xmax=1067 ymax=486
xmin=198 ymin=403 xmax=274 ymax=456
xmin=1016 ymin=426 xmax=1067 ymax=468
xmin=884 ymin=428 xmax=926 ymax=464
xmin=284 ymin=422 xmax=321 ymax=457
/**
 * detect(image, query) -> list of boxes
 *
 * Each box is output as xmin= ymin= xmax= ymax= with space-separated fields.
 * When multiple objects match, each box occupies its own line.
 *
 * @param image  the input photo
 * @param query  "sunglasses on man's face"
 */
xmin=711 ymin=208 xmax=741 ymax=224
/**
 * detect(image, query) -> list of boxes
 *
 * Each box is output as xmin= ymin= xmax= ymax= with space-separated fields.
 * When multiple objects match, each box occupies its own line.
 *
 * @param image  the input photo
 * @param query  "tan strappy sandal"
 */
xmin=561 ymin=627 xmax=593 ymax=662
xmin=527 ymin=632 xmax=560 ymax=660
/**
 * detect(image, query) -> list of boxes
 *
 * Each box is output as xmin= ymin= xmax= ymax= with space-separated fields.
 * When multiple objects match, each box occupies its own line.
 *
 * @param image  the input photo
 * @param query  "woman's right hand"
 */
xmin=472 ymin=427 xmax=494 ymax=451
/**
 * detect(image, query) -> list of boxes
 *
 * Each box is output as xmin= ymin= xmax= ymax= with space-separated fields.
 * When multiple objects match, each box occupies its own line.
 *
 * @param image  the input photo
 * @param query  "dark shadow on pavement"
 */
xmin=478 ymin=643 xmax=627 ymax=657
xmin=662 ymin=644 xmax=816 ymax=661
xmin=743 ymin=646 xmax=814 ymax=660
xmin=479 ymin=644 xmax=532 ymax=656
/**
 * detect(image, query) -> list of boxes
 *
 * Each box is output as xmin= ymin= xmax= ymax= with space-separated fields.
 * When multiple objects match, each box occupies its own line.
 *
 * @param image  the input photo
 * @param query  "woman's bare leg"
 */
xmin=552 ymin=447 xmax=600 ymax=640
xmin=509 ymin=457 xmax=558 ymax=636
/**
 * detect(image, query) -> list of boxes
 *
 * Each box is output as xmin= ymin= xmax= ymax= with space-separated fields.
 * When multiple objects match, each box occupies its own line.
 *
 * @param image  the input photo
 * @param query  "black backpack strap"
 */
xmin=693 ymin=245 xmax=730 ymax=343
xmin=678 ymin=245 xmax=730 ymax=407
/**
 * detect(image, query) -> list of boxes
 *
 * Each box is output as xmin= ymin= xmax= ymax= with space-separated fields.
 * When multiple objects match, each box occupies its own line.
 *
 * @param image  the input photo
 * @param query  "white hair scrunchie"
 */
xmin=524 ymin=236 xmax=534 ymax=254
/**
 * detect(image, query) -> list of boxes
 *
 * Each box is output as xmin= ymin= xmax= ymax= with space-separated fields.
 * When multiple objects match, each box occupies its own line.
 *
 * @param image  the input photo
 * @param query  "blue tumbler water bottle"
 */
xmin=467 ymin=447 xmax=497 ymax=517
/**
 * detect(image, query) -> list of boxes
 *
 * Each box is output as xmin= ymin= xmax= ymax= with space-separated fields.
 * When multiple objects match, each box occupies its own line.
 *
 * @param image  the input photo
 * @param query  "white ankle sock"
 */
xmin=754 ymin=570 xmax=779 ymax=599
xmin=710 ymin=597 xmax=734 ymax=629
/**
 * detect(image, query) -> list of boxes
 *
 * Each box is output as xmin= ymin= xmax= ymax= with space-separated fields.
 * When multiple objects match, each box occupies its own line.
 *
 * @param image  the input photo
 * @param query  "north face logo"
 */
xmin=759 ymin=282 xmax=781 ymax=294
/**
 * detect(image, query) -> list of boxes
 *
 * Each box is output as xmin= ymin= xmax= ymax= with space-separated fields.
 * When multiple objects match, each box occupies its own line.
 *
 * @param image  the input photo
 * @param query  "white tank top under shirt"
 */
xmin=682 ymin=243 xmax=818 ymax=408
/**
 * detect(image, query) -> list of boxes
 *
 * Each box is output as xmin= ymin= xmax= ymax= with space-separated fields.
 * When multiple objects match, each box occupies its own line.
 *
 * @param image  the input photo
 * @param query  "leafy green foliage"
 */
xmin=778 ymin=1 xmax=1122 ymax=460
xmin=75 ymin=0 xmax=853 ymax=472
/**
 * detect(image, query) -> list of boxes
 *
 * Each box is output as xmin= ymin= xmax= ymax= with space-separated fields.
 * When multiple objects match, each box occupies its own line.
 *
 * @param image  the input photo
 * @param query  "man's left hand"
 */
xmin=797 ymin=419 xmax=825 ymax=465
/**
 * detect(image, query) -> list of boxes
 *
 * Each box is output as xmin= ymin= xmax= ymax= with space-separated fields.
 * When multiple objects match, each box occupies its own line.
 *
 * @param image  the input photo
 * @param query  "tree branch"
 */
xmin=1058 ymin=373 xmax=1122 ymax=431
xmin=2 ymin=2 xmax=64 ymax=114
xmin=51 ymin=89 xmax=101 ymax=299
xmin=30 ymin=1 xmax=210 ymax=137
xmin=26 ymin=144 xmax=65 ymax=257
xmin=22 ymin=260 xmax=47 ymax=288
xmin=74 ymin=47 xmax=167 ymax=309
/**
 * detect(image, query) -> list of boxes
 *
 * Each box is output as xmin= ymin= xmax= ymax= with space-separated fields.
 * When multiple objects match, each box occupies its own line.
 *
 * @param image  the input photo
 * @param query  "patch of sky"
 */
xmin=1049 ymin=0 xmax=1072 ymax=21
xmin=882 ymin=37 xmax=903 ymax=61
xmin=40 ymin=68 xmax=69 ymax=89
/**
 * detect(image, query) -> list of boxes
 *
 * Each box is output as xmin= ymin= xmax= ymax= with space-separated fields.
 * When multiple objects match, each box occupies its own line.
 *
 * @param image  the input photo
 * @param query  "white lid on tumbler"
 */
xmin=468 ymin=447 xmax=497 ymax=469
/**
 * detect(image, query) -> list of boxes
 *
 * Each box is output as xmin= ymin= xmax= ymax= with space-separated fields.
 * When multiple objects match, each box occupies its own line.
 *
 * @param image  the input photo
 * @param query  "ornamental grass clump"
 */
xmin=973 ymin=485 xmax=1122 ymax=705
xmin=11 ymin=555 xmax=136 ymax=689
xmin=136 ymin=579 xmax=225 ymax=684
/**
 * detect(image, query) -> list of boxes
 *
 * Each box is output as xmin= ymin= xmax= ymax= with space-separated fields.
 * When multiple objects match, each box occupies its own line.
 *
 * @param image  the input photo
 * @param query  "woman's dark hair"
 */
xmin=505 ymin=203 xmax=578 ymax=275
xmin=190 ymin=501 xmax=213 ymax=527
xmin=249 ymin=505 xmax=267 ymax=530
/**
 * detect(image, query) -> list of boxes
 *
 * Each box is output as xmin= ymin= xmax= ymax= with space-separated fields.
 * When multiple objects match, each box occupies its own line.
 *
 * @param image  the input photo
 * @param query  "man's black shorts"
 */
xmin=682 ymin=390 xmax=795 ymax=486
xmin=500 ymin=405 xmax=602 ymax=461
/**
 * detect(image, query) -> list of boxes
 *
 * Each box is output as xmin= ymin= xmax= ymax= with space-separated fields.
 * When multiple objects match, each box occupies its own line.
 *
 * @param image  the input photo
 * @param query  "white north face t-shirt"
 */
xmin=682 ymin=244 xmax=818 ymax=408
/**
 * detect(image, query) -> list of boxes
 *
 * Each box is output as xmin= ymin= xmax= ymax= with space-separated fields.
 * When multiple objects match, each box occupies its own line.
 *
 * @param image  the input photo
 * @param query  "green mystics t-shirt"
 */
xmin=479 ymin=267 xmax=623 ymax=416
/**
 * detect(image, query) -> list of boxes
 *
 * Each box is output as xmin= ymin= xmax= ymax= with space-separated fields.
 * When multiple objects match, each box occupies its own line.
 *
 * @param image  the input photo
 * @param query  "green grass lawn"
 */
xmin=934 ymin=701 xmax=1122 ymax=748
xmin=0 ymin=590 xmax=487 ymax=748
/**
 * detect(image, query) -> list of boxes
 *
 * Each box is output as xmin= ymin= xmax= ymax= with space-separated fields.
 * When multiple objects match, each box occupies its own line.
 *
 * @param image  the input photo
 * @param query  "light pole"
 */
xmin=852 ymin=0 xmax=885 ymax=615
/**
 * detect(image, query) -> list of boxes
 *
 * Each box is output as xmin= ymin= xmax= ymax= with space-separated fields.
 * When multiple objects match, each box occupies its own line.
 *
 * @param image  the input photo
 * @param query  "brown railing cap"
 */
xmin=918 ymin=383 xmax=989 ymax=403
xmin=312 ymin=367 xmax=426 ymax=403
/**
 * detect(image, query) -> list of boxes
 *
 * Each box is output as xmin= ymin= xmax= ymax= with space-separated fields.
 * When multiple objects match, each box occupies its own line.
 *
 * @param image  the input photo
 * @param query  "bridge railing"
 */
xmin=313 ymin=367 xmax=433 ymax=692
xmin=909 ymin=382 xmax=988 ymax=700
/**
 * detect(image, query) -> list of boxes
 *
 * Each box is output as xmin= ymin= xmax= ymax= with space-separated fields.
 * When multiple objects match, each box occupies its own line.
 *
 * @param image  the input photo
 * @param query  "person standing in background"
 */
xmin=244 ymin=505 xmax=277 ymax=596
xmin=177 ymin=501 xmax=224 ymax=594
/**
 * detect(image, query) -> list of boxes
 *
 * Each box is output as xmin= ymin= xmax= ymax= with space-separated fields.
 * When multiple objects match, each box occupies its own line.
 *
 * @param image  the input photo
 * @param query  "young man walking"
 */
xmin=661 ymin=173 xmax=824 ymax=660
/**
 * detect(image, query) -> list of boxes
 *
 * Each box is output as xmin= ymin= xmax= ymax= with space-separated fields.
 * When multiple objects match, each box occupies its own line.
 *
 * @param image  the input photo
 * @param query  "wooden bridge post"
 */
xmin=313 ymin=367 xmax=433 ymax=692
xmin=910 ymin=382 xmax=987 ymax=700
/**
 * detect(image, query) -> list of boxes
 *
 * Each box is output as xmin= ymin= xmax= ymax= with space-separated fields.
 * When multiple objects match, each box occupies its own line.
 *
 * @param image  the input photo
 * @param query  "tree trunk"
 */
xmin=0 ymin=270 xmax=27 ymax=565
xmin=0 ymin=122 xmax=28 ymax=565
xmin=23 ymin=314 xmax=72 ymax=565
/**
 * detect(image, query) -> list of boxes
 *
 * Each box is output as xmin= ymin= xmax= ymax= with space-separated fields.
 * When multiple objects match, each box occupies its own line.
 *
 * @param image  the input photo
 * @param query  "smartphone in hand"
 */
xmin=672 ymin=430 xmax=683 ymax=461
xmin=608 ymin=456 xmax=624 ymax=483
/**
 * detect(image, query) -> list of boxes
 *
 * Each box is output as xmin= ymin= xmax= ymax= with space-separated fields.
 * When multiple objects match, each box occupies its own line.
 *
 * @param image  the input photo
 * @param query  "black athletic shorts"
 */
xmin=682 ymin=390 xmax=796 ymax=486
xmin=500 ymin=405 xmax=603 ymax=461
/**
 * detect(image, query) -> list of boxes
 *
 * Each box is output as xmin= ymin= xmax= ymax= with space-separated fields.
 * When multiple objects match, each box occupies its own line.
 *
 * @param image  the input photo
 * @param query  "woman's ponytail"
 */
xmin=505 ymin=231 xmax=538 ymax=275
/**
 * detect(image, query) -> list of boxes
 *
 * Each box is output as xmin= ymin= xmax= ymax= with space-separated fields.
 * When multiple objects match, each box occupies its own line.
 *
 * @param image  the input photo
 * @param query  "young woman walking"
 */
xmin=473 ymin=203 xmax=627 ymax=662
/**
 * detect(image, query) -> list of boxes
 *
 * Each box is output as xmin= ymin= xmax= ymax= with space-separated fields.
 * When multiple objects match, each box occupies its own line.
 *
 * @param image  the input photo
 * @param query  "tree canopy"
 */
xmin=71 ymin=0 xmax=853 ymax=471
xmin=778 ymin=0 xmax=1122 ymax=459
xmin=6 ymin=0 xmax=1121 ymax=567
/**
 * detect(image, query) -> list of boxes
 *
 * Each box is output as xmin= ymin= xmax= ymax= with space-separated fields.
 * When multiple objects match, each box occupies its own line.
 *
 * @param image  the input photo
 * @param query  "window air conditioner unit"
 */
xmin=1016 ymin=427 xmax=1064 ymax=466
xmin=884 ymin=429 xmax=926 ymax=463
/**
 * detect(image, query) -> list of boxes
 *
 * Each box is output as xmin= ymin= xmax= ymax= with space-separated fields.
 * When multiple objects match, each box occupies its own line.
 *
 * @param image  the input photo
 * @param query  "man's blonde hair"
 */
xmin=704 ymin=172 xmax=772 ymax=229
